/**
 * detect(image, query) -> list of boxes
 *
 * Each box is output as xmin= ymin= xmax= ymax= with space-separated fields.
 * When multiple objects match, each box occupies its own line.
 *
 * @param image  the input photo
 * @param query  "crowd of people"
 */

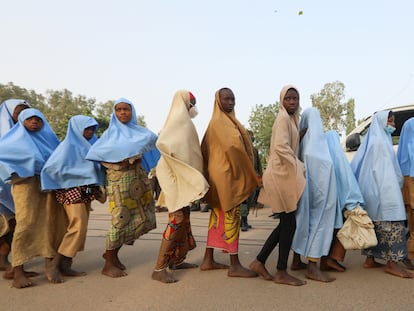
xmin=0 ymin=85 xmax=414 ymax=289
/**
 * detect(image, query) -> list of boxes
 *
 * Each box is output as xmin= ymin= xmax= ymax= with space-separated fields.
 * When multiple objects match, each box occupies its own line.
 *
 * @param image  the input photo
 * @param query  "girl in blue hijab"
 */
xmin=0 ymin=99 xmax=30 ymax=272
xmin=351 ymin=110 xmax=412 ymax=278
xmin=0 ymin=108 xmax=67 ymax=288
xmin=41 ymin=115 xmax=105 ymax=277
xmin=86 ymin=98 xmax=158 ymax=278
xmin=291 ymin=107 xmax=337 ymax=282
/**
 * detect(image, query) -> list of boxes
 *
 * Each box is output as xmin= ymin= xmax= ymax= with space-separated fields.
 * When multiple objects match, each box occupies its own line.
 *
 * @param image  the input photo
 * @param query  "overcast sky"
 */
xmin=1 ymin=0 xmax=413 ymax=136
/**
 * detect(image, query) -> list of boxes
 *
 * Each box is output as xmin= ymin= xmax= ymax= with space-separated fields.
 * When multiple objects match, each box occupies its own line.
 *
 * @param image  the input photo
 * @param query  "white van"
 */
xmin=344 ymin=104 xmax=414 ymax=161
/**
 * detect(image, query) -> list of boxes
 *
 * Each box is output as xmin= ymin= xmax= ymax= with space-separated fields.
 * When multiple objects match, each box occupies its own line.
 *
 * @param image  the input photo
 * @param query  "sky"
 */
xmin=1 ymin=0 xmax=413 ymax=136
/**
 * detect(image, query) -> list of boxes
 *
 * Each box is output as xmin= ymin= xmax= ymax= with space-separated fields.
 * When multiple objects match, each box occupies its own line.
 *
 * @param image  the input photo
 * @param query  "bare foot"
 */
xmin=12 ymin=266 xmax=34 ymax=289
xmin=60 ymin=267 xmax=86 ymax=277
xmin=402 ymin=258 xmax=414 ymax=270
xmin=3 ymin=266 xmax=39 ymax=280
xmin=291 ymin=253 xmax=307 ymax=270
xmin=152 ymin=269 xmax=177 ymax=283
xmin=249 ymin=259 xmax=273 ymax=280
xmin=227 ymin=264 xmax=258 ymax=278
xmin=102 ymin=261 xmax=127 ymax=278
xmin=385 ymin=262 xmax=414 ymax=278
xmin=200 ymin=260 xmax=229 ymax=271
xmin=274 ymin=270 xmax=306 ymax=286
xmin=169 ymin=262 xmax=198 ymax=270
xmin=320 ymin=257 xmax=346 ymax=272
xmin=363 ymin=257 xmax=385 ymax=269
xmin=306 ymin=261 xmax=335 ymax=282
xmin=45 ymin=258 xmax=64 ymax=284
xmin=103 ymin=253 xmax=126 ymax=270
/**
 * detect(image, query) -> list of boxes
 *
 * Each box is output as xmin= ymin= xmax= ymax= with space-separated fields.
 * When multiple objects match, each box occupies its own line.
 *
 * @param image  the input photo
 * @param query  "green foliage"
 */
xmin=248 ymin=102 xmax=279 ymax=168
xmin=0 ymin=82 xmax=151 ymax=139
xmin=345 ymin=98 xmax=356 ymax=135
xmin=0 ymin=82 xmax=47 ymax=111
xmin=311 ymin=80 xmax=355 ymax=134
xmin=137 ymin=115 xmax=147 ymax=127
xmin=44 ymin=89 xmax=97 ymax=139
xmin=94 ymin=100 xmax=114 ymax=136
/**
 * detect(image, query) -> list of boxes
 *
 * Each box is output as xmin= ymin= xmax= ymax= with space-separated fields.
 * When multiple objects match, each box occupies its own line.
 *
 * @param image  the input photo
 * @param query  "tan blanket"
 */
xmin=201 ymin=90 xmax=258 ymax=212
xmin=11 ymin=176 xmax=66 ymax=266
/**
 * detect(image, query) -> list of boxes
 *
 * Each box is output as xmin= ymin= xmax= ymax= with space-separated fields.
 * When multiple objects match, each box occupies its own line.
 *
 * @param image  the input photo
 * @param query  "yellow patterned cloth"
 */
xmin=103 ymin=159 xmax=156 ymax=250
xmin=206 ymin=205 xmax=240 ymax=254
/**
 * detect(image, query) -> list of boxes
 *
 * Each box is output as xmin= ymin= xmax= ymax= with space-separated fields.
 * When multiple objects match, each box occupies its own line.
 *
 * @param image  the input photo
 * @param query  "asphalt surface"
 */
xmin=1 ymin=202 xmax=413 ymax=311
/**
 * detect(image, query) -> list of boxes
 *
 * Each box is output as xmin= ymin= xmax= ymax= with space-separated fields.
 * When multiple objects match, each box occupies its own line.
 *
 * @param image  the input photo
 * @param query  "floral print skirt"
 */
xmin=362 ymin=220 xmax=407 ymax=262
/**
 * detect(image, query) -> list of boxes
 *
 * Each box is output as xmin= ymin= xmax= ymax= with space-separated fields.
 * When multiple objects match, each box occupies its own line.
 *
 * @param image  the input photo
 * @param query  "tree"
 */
xmin=311 ymin=81 xmax=355 ymax=135
xmin=345 ymin=98 xmax=356 ymax=135
xmin=0 ymin=82 xmax=47 ymax=111
xmin=94 ymin=100 xmax=114 ymax=136
xmin=45 ymin=89 xmax=97 ymax=139
xmin=137 ymin=115 xmax=147 ymax=127
xmin=248 ymin=103 xmax=279 ymax=168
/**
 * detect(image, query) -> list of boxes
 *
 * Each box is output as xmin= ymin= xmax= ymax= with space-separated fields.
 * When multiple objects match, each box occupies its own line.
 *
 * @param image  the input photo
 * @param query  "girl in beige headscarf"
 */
xmin=152 ymin=90 xmax=209 ymax=283
xmin=249 ymin=85 xmax=307 ymax=286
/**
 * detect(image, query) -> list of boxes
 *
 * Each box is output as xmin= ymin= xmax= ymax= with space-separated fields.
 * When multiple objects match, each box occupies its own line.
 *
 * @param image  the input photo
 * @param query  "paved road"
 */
xmin=2 ymin=202 xmax=413 ymax=311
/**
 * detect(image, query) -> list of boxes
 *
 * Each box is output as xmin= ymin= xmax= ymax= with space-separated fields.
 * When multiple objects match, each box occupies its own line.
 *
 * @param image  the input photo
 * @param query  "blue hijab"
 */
xmin=41 ymin=115 xmax=104 ymax=190
xmin=351 ymin=110 xmax=405 ymax=221
xmin=292 ymin=108 xmax=337 ymax=258
xmin=0 ymin=99 xmax=29 ymax=214
xmin=0 ymin=99 xmax=29 ymax=137
xmin=0 ymin=108 xmax=59 ymax=182
xmin=397 ymin=117 xmax=414 ymax=177
xmin=325 ymin=130 xmax=365 ymax=228
xmin=86 ymin=98 xmax=158 ymax=163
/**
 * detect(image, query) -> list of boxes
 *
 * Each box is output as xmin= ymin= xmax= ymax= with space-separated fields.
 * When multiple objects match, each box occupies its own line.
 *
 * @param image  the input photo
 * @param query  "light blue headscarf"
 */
xmin=41 ymin=115 xmax=104 ymax=190
xmin=350 ymin=110 xmax=405 ymax=221
xmin=292 ymin=108 xmax=337 ymax=258
xmin=86 ymin=98 xmax=157 ymax=163
xmin=0 ymin=108 xmax=59 ymax=182
xmin=397 ymin=117 xmax=414 ymax=177
xmin=325 ymin=130 xmax=365 ymax=228
xmin=0 ymin=99 xmax=29 ymax=214
xmin=0 ymin=99 xmax=29 ymax=137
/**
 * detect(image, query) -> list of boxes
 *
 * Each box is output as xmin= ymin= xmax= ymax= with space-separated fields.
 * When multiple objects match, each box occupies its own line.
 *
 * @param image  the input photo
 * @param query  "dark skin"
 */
xmin=115 ymin=103 xmax=133 ymax=124
xmin=83 ymin=126 xmax=96 ymax=140
xmin=219 ymin=88 xmax=235 ymax=113
xmin=23 ymin=116 xmax=43 ymax=132
xmin=283 ymin=88 xmax=299 ymax=115
xmin=200 ymin=88 xmax=257 ymax=278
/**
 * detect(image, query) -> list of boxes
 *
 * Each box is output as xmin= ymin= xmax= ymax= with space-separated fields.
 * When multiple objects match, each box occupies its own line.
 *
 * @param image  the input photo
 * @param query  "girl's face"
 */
xmin=115 ymin=103 xmax=133 ymax=124
xmin=83 ymin=126 xmax=96 ymax=140
xmin=387 ymin=115 xmax=395 ymax=127
xmin=283 ymin=88 xmax=299 ymax=115
xmin=23 ymin=116 xmax=43 ymax=132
